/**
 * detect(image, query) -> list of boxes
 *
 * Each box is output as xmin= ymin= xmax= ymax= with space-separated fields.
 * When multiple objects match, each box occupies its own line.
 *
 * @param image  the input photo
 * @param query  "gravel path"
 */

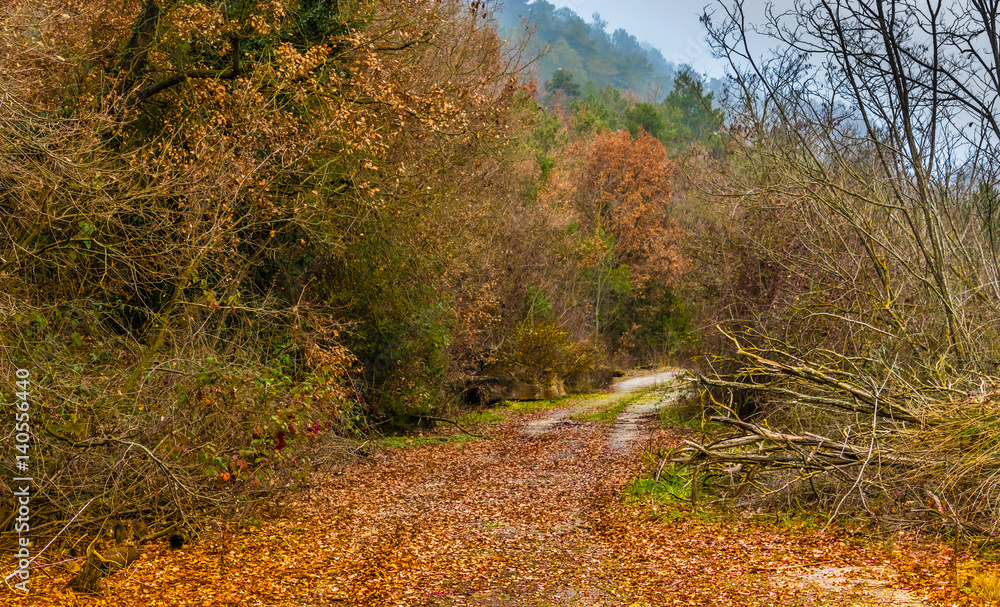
xmin=613 ymin=370 xmax=684 ymax=392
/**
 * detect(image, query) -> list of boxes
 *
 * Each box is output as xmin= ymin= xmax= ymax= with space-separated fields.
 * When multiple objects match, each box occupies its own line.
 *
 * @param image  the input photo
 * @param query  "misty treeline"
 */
xmin=670 ymin=0 xmax=1000 ymax=537
xmin=497 ymin=0 xmax=697 ymax=101
xmin=0 ymin=0 xmax=720 ymax=551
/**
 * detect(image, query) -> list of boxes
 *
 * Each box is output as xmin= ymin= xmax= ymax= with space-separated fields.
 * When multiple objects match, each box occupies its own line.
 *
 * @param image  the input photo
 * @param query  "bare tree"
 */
xmin=677 ymin=0 xmax=1000 ymax=534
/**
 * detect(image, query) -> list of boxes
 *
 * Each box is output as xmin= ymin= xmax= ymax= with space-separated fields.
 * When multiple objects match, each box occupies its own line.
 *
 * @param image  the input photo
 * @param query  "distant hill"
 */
xmin=495 ymin=0 xmax=722 ymax=101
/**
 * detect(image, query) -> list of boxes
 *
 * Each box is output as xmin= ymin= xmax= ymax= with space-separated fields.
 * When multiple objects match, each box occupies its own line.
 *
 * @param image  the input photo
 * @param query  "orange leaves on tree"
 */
xmin=579 ymin=130 xmax=685 ymax=290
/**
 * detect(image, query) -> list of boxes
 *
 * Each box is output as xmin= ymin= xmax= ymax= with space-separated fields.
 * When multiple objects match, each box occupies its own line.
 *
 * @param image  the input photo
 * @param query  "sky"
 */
xmin=539 ymin=0 xmax=725 ymax=76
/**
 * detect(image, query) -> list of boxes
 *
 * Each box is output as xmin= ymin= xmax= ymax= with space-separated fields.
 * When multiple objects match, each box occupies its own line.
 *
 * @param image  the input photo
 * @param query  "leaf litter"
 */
xmin=2 ymin=383 xmax=981 ymax=606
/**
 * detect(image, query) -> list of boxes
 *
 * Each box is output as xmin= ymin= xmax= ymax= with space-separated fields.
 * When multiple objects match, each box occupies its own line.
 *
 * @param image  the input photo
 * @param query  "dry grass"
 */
xmin=970 ymin=571 xmax=1000 ymax=602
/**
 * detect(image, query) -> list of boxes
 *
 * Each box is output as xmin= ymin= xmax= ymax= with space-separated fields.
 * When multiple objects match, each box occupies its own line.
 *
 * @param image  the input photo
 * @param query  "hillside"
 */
xmin=495 ymin=0 xmax=723 ymax=101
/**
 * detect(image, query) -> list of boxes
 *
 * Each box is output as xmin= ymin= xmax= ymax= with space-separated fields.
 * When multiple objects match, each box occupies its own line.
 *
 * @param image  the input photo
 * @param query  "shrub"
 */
xmin=496 ymin=320 xmax=594 ymax=383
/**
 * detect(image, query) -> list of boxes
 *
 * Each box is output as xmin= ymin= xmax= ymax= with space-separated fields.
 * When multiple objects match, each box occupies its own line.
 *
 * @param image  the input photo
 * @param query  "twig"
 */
xmin=415 ymin=415 xmax=486 ymax=438
xmin=826 ymin=365 xmax=894 ymax=530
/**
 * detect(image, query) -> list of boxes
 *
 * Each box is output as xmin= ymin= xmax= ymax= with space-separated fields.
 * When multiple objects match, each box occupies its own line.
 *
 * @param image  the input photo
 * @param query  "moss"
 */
xmin=377 ymin=434 xmax=478 ymax=449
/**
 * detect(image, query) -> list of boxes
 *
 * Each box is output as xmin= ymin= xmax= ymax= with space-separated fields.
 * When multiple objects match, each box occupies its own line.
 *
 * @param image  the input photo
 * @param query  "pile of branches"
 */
xmin=670 ymin=331 xmax=1000 ymax=538
xmin=0 ymin=320 xmax=363 ymax=592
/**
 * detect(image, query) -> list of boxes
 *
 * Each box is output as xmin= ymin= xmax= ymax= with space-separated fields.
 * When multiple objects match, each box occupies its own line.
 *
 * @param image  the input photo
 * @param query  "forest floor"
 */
xmin=3 ymin=372 xmax=985 ymax=606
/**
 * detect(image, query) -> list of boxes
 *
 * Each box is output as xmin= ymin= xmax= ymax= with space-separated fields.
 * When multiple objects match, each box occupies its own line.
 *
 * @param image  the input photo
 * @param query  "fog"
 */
xmin=534 ymin=0 xmax=796 ymax=77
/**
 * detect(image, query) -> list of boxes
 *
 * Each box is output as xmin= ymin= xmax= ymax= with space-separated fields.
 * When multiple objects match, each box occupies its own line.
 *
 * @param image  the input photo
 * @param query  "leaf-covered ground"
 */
xmin=3 ymin=384 xmax=983 ymax=606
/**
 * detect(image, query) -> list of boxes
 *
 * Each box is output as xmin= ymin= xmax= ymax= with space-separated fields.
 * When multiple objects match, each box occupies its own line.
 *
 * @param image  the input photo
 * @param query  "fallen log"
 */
xmin=670 ymin=416 xmax=921 ymax=473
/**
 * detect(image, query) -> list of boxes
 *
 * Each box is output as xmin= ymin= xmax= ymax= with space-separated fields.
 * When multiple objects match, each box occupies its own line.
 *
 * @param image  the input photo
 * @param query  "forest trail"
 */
xmin=613 ymin=371 xmax=683 ymax=393
xmin=8 ymin=373 xmax=965 ymax=606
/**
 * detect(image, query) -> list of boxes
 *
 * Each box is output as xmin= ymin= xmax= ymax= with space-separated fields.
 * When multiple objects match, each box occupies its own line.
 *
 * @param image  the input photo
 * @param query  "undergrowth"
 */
xmin=625 ymin=463 xmax=697 ymax=503
xmin=377 ymin=434 xmax=478 ymax=449
xmin=456 ymin=410 xmax=507 ymax=426
xmin=502 ymin=393 xmax=609 ymax=415
xmin=970 ymin=571 xmax=1000 ymax=601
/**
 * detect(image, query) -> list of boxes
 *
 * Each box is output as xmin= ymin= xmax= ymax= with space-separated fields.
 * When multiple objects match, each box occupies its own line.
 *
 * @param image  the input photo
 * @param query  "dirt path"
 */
xmin=7 ymin=373 xmax=966 ymax=606
xmin=613 ymin=371 xmax=684 ymax=393
xmin=608 ymin=373 xmax=683 ymax=450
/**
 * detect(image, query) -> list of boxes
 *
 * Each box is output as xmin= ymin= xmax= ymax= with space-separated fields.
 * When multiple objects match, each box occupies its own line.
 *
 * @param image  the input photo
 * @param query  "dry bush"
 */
xmin=668 ymin=0 xmax=1000 ymax=536
xmin=494 ymin=320 xmax=597 ymax=385
xmin=0 ymin=0 xmax=528 ymax=557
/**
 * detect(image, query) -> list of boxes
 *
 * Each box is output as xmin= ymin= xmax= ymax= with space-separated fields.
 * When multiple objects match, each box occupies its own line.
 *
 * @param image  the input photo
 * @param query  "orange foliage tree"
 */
xmin=575 ymin=130 xmax=685 ymax=352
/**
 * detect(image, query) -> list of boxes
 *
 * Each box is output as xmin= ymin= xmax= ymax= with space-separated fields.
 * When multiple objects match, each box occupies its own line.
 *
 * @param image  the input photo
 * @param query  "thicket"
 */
xmin=668 ymin=0 xmax=1000 ymax=539
xmin=0 ymin=0 xmax=709 ymax=573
